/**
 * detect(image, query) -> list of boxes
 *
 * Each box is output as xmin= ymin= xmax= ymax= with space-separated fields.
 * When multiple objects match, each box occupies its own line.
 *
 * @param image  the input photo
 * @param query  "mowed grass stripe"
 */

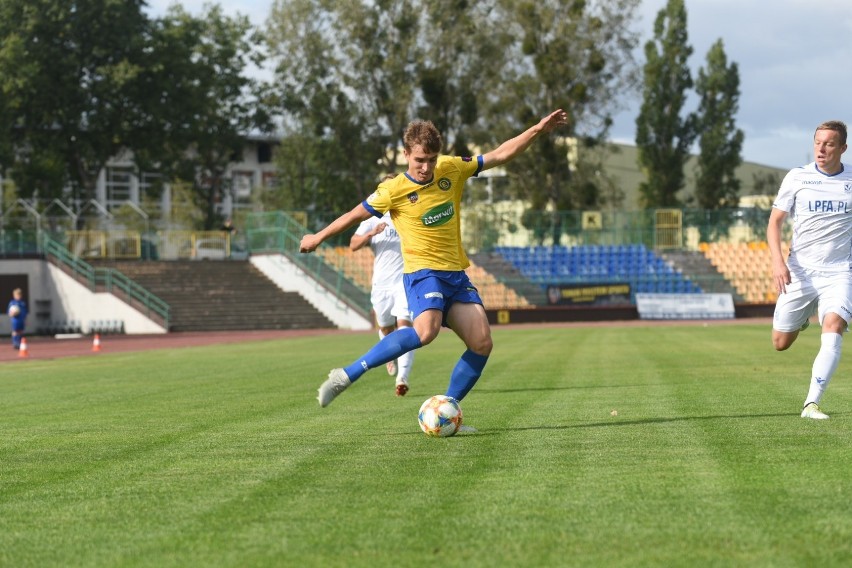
xmin=1 ymin=339 xmax=359 ymax=566
xmin=1 ymin=325 xmax=851 ymax=567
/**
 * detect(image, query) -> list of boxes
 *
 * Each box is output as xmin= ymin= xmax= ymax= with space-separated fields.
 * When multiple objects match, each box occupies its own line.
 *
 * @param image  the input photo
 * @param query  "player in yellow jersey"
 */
xmin=300 ymin=109 xmax=569 ymax=417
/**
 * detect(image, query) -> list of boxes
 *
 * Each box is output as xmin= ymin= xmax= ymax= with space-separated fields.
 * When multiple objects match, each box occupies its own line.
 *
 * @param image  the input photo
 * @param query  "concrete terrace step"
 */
xmin=91 ymin=260 xmax=334 ymax=331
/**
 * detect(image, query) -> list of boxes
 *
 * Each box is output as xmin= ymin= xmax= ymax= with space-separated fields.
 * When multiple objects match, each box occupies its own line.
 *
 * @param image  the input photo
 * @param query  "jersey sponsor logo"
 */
xmin=407 ymin=192 xmax=419 ymax=204
xmin=807 ymin=200 xmax=849 ymax=213
xmin=803 ymin=180 xmax=822 ymax=185
xmin=845 ymin=183 xmax=852 ymax=193
xmin=438 ymin=177 xmax=452 ymax=191
xmin=421 ymin=202 xmax=455 ymax=226
xmin=367 ymin=191 xmax=380 ymax=203
xmin=462 ymin=156 xmax=473 ymax=162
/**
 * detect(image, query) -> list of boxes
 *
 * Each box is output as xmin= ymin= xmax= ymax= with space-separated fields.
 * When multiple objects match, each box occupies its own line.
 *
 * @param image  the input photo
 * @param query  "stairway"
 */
xmin=659 ymin=250 xmax=743 ymax=300
xmin=97 ymin=260 xmax=334 ymax=332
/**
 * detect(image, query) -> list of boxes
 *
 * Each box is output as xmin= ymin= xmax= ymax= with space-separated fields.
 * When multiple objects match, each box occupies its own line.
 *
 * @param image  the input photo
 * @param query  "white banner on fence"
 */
xmin=636 ymin=293 xmax=735 ymax=320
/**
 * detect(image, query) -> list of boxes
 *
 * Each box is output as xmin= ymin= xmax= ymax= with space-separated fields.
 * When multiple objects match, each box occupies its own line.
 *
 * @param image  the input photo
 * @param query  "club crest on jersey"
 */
xmin=407 ymin=192 xmax=419 ymax=204
xmin=845 ymin=183 xmax=852 ymax=193
xmin=438 ymin=177 xmax=452 ymax=191
xmin=421 ymin=202 xmax=455 ymax=226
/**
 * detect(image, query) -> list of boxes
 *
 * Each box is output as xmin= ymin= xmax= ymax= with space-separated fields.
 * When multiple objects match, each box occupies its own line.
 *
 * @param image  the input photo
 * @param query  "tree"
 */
xmin=0 ymin=1 xmax=269 ymax=229
xmin=492 ymin=0 xmax=640 ymax=242
xmin=635 ymin=0 xmax=696 ymax=208
xmin=693 ymin=39 xmax=743 ymax=210
xmin=413 ymin=0 xmax=510 ymax=156
xmin=267 ymin=0 xmax=422 ymax=213
xmin=0 ymin=0 xmax=153 ymax=202
xmin=266 ymin=0 xmax=640 ymax=221
xmin=142 ymin=4 xmax=270 ymax=229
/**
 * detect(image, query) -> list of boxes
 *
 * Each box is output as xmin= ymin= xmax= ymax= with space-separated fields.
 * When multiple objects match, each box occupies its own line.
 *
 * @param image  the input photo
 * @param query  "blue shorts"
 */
xmin=403 ymin=269 xmax=483 ymax=326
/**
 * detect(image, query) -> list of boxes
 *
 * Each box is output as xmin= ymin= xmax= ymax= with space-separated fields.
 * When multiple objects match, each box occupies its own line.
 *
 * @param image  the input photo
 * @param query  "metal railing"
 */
xmin=245 ymin=211 xmax=371 ymax=316
xmin=42 ymin=233 xmax=171 ymax=328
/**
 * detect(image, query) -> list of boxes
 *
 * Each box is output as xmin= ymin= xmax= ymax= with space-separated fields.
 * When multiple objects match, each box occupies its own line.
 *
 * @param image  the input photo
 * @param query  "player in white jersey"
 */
xmin=767 ymin=120 xmax=852 ymax=420
xmin=350 ymin=208 xmax=414 ymax=396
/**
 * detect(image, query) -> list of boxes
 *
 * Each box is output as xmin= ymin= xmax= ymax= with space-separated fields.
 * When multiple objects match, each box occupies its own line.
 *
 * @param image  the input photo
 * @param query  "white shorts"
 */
xmin=773 ymin=265 xmax=852 ymax=332
xmin=371 ymin=283 xmax=411 ymax=327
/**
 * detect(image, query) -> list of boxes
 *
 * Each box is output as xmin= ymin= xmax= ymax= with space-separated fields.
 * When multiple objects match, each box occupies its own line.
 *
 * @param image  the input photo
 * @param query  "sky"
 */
xmin=146 ymin=0 xmax=852 ymax=170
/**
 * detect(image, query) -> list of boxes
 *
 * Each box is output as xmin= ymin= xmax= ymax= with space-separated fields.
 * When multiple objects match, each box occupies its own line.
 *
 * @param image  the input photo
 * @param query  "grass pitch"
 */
xmin=1 ymin=323 xmax=851 ymax=567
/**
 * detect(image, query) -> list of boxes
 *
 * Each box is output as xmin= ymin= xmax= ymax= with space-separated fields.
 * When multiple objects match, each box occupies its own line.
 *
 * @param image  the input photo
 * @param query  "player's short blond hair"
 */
xmin=816 ymin=121 xmax=847 ymax=146
xmin=403 ymin=120 xmax=443 ymax=154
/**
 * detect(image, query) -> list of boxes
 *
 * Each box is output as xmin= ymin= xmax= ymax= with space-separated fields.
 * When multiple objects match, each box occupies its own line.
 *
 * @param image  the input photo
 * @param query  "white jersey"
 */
xmin=773 ymin=162 xmax=852 ymax=272
xmin=354 ymin=213 xmax=404 ymax=289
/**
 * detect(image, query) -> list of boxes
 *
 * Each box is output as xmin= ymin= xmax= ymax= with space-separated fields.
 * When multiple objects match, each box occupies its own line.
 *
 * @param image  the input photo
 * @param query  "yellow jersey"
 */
xmin=363 ymin=155 xmax=483 ymax=273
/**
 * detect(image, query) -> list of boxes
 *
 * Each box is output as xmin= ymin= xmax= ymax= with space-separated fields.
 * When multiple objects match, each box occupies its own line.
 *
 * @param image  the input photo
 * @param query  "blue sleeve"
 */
xmin=362 ymin=200 xmax=383 ymax=218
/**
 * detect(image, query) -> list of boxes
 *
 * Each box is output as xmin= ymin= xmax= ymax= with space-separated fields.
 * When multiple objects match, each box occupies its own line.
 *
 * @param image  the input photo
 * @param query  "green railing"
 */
xmin=245 ymin=211 xmax=371 ymax=316
xmin=0 ymin=229 xmax=41 ymax=256
xmin=42 ymin=233 xmax=171 ymax=328
xmin=297 ymin=206 xmax=783 ymax=252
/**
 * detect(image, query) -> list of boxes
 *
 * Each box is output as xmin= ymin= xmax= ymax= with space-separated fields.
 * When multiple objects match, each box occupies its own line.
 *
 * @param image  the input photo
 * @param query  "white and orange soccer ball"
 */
xmin=8 ymin=305 xmax=20 ymax=317
xmin=418 ymin=395 xmax=463 ymax=437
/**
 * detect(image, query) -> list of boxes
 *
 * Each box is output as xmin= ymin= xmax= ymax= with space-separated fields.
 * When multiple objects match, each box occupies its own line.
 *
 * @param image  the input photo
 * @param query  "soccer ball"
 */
xmin=418 ymin=395 xmax=463 ymax=437
xmin=8 ymin=305 xmax=20 ymax=317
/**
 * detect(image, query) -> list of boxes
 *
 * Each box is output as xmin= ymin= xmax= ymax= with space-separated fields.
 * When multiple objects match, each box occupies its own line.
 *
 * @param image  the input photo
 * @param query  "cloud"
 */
xmin=611 ymin=0 xmax=852 ymax=169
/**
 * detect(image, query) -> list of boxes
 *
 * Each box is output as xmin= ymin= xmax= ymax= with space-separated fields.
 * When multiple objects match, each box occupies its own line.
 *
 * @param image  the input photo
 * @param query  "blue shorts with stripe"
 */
xmin=403 ymin=269 xmax=483 ymax=326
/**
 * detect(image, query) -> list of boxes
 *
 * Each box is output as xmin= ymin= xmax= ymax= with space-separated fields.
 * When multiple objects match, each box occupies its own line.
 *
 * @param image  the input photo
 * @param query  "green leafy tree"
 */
xmin=0 ymin=0 xmax=152 ymax=202
xmin=142 ymin=5 xmax=270 ymax=229
xmin=0 ymin=1 xmax=268 ymax=229
xmin=693 ymin=39 xmax=743 ymax=210
xmin=268 ymin=0 xmax=421 ymax=213
xmin=266 ymin=0 xmax=639 ymax=222
xmin=635 ymin=0 xmax=696 ymax=208
xmin=414 ymin=0 xmax=509 ymax=156
xmin=492 ymin=0 xmax=640 ymax=243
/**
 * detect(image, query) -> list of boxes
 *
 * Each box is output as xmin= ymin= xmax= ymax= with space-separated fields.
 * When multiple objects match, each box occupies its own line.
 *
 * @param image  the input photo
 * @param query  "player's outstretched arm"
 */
xmin=482 ymin=109 xmax=569 ymax=171
xmin=300 ymin=203 xmax=372 ymax=253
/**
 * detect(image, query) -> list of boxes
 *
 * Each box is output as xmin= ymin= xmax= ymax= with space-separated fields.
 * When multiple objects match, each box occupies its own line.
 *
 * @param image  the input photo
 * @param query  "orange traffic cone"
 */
xmin=18 ymin=337 xmax=29 ymax=358
xmin=92 ymin=333 xmax=102 ymax=352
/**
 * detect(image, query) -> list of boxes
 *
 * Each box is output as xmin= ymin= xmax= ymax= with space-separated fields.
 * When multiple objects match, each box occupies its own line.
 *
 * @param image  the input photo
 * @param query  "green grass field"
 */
xmin=2 ymin=323 xmax=851 ymax=567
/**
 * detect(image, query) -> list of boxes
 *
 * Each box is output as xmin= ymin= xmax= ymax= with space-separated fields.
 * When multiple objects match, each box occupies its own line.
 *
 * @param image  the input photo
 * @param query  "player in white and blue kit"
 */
xmin=350 ymin=208 xmax=415 ymax=396
xmin=768 ymin=120 xmax=852 ymax=419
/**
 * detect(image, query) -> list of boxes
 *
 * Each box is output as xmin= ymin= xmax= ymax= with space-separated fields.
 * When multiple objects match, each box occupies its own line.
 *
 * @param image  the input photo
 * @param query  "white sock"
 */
xmin=805 ymin=332 xmax=842 ymax=406
xmin=397 ymin=348 xmax=414 ymax=383
xmin=378 ymin=329 xmax=388 ymax=341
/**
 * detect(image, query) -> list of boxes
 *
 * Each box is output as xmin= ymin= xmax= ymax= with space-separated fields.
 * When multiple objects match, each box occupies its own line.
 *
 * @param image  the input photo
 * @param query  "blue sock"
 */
xmin=446 ymin=350 xmax=489 ymax=401
xmin=344 ymin=327 xmax=422 ymax=382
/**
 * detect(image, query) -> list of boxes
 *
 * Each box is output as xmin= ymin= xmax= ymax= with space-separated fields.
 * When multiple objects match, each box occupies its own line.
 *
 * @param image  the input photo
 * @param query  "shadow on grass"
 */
xmin=391 ymin=411 xmax=848 ymax=437
xmin=473 ymin=383 xmax=688 ymax=394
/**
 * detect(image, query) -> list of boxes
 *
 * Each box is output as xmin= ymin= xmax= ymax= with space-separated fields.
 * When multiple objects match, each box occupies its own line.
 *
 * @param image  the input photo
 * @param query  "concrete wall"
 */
xmin=251 ymin=254 xmax=372 ymax=331
xmin=0 ymin=259 xmax=166 ymax=335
